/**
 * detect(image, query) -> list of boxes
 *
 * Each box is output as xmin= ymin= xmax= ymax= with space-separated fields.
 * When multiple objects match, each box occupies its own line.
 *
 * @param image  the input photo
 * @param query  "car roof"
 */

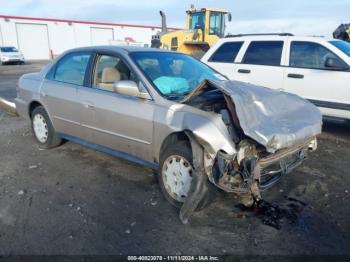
xmin=65 ymin=45 xmax=173 ymax=54
xmin=223 ymin=34 xmax=332 ymax=42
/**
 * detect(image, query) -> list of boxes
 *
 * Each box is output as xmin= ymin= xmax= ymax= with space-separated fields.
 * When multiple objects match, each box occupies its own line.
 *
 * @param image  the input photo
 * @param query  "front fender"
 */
xmin=153 ymin=103 xmax=237 ymax=162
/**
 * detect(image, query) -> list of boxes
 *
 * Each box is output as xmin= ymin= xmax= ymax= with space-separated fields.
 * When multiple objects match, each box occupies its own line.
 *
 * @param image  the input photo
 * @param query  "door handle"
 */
xmin=41 ymin=92 xmax=48 ymax=97
xmin=287 ymin=73 xmax=304 ymax=79
xmin=84 ymin=102 xmax=95 ymax=109
xmin=238 ymin=69 xmax=251 ymax=74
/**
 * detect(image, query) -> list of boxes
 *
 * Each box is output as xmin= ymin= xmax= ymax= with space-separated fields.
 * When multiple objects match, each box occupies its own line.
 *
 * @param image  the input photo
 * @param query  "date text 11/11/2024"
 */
xmin=127 ymin=255 xmax=220 ymax=261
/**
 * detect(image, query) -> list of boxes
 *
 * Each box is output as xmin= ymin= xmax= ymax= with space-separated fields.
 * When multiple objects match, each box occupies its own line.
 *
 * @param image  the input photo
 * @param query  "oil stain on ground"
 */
xmin=234 ymin=196 xmax=308 ymax=230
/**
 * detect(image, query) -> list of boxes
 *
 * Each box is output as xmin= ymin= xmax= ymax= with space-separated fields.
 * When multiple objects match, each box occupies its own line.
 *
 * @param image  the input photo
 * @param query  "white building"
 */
xmin=0 ymin=15 xmax=174 ymax=60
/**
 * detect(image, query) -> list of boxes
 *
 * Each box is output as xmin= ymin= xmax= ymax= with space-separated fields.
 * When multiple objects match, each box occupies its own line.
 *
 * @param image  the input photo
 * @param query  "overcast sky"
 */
xmin=1 ymin=0 xmax=349 ymax=37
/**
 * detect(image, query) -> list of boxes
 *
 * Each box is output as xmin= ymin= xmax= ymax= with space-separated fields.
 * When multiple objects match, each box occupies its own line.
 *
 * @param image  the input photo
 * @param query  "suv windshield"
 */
xmin=130 ymin=51 xmax=225 ymax=99
xmin=329 ymin=40 xmax=350 ymax=57
xmin=0 ymin=47 xmax=18 ymax=52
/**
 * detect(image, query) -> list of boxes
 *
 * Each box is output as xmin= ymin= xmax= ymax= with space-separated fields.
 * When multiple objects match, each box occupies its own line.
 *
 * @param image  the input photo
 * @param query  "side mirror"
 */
xmin=227 ymin=13 xmax=232 ymax=22
xmin=113 ymin=80 xmax=151 ymax=99
xmin=325 ymin=57 xmax=349 ymax=71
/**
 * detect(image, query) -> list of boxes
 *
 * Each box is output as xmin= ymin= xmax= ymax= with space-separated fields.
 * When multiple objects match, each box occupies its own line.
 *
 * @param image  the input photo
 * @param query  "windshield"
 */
xmin=189 ymin=12 xmax=205 ymax=31
xmin=329 ymin=40 xmax=350 ymax=57
xmin=0 ymin=47 xmax=18 ymax=52
xmin=130 ymin=51 xmax=225 ymax=99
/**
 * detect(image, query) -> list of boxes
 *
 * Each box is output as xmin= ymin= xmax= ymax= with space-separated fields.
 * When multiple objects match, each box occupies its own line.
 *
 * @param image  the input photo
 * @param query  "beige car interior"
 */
xmin=99 ymin=67 xmax=121 ymax=91
xmin=94 ymin=55 xmax=136 ymax=92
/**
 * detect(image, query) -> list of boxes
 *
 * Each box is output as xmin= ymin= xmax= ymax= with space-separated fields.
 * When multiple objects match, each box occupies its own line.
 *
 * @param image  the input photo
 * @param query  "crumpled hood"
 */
xmin=183 ymin=80 xmax=322 ymax=153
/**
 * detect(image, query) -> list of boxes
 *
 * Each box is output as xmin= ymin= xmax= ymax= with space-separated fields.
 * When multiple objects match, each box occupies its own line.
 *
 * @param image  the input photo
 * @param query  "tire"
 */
xmin=158 ymin=141 xmax=215 ymax=210
xmin=31 ymin=106 xmax=62 ymax=149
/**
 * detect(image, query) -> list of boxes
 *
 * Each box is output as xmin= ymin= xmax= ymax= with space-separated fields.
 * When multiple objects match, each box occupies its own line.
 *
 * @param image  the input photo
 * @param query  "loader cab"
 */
xmin=151 ymin=5 xmax=231 ymax=58
xmin=186 ymin=8 xmax=231 ymax=44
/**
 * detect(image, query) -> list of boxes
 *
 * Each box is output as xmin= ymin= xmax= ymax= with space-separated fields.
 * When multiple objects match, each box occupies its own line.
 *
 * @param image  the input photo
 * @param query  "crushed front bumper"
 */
xmin=258 ymin=138 xmax=316 ymax=190
xmin=214 ymin=138 xmax=317 ymax=195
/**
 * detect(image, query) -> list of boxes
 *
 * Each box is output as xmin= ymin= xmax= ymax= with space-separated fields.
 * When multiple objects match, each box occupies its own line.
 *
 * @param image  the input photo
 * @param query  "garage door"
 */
xmin=16 ymin=23 xmax=50 ymax=60
xmin=91 ymin=27 xmax=114 ymax=46
xmin=0 ymin=25 xmax=3 ymax=46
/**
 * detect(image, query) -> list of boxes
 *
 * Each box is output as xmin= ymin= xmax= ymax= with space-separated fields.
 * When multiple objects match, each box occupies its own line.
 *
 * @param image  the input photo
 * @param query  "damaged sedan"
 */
xmin=15 ymin=46 xmax=322 ymax=223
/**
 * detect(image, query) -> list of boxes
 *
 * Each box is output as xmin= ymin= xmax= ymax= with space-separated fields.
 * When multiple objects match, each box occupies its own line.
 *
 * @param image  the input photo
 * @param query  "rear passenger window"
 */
xmin=242 ymin=41 xmax=283 ymax=66
xmin=54 ymin=52 xmax=91 ymax=86
xmin=209 ymin=42 xmax=243 ymax=63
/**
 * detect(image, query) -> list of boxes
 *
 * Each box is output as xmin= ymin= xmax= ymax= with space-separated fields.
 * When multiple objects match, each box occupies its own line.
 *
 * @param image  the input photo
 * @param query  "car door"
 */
xmin=234 ymin=40 xmax=286 ymax=90
xmin=78 ymin=52 xmax=154 ymax=162
xmin=40 ymin=51 xmax=92 ymax=138
xmin=203 ymin=40 xmax=244 ymax=78
xmin=283 ymin=40 xmax=350 ymax=120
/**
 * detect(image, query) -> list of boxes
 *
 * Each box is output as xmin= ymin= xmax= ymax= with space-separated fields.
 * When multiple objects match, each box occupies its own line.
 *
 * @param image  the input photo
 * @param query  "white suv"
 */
xmin=202 ymin=34 xmax=350 ymax=122
xmin=0 ymin=46 xmax=25 ymax=65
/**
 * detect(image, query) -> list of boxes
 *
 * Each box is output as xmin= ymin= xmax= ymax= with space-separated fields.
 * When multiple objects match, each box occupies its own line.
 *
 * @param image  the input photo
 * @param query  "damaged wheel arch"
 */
xmin=157 ymin=132 xmax=217 ymax=216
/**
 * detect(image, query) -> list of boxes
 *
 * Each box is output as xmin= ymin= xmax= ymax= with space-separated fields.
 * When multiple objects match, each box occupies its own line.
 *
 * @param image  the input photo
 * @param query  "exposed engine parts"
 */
xmin=177 ymin=79 xmax=320 ymax=222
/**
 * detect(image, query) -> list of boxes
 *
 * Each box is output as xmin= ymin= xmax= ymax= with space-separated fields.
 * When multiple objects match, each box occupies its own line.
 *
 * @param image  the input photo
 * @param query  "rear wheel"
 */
xmin=159 ymin=142 xmax=215 ymax=209
xmin=31 ymin=106 xmax=62 ymax=149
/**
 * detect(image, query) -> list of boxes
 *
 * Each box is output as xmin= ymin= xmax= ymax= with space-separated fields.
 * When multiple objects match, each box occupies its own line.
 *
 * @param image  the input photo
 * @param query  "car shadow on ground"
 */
xmin=322 ymin=120 xmax=350 ymax=140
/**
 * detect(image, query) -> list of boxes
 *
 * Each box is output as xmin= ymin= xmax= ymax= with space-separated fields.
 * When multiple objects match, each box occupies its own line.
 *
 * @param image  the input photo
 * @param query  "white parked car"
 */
xmin=202 ymin=34 xmax=350 ymax=122
xmin=0 ymin=46 xmax=25 ymax=65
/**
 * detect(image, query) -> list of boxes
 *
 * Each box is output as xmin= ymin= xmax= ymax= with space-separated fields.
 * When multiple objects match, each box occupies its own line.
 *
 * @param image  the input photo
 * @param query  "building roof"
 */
xmin=0 ymin=14 xmax=181 ymax=30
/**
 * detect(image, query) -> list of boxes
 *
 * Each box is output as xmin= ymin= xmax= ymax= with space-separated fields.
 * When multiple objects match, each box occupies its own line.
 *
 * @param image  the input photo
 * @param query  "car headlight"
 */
xmin=308 ymin=138 xmax=318 ymax=151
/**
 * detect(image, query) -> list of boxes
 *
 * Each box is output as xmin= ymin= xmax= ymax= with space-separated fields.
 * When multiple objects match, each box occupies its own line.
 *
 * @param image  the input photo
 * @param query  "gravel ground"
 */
xmin=0 ymin=63 xmax=349 ymax=257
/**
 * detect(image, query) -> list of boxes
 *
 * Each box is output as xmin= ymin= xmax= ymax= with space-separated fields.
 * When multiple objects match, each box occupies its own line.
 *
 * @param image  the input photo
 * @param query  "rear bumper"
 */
xmin=14 ymin=98 xmax=29 ymax=119
xmin=0 ymin=97 xmax=17 ymax=115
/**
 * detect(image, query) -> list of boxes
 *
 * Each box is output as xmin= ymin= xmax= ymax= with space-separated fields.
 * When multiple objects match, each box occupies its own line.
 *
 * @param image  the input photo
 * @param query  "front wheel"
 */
xmin=31 ymin=106 xmax=62 ymax=149
xmin=158 ymin=142 xmax=215 ymax=210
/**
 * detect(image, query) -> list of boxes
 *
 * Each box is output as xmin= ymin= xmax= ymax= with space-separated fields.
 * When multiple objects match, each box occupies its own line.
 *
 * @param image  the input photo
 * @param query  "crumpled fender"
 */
xmin=153 ymin=103 xmax=237 ymax=163
xmin=167 ymin=104 xmax=237 ymax=156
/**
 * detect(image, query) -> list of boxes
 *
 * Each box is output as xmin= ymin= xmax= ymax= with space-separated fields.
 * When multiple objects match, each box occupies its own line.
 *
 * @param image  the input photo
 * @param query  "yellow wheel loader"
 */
xmin=333 ymin=23 xmax=350 ymax=42
xmin=151 ymin=5 xmax=232 ymax=58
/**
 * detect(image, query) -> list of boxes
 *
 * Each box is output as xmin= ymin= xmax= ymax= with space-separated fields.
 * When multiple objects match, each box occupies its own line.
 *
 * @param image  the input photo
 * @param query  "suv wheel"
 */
xmin=159 ymin=141 xmax=214 ymax=209
xmin=31 ymin=106 xmax=62 ymax=149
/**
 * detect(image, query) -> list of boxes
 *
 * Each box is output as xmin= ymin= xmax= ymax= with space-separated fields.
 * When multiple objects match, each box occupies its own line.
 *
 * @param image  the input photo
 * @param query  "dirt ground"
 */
xmin=0 ymin=63 xmax=350 ymax=257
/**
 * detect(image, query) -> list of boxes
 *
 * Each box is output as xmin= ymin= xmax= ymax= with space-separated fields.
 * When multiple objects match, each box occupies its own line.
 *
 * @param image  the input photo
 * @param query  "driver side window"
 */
xmin=290 ymin=41 xmax=345 ymax=69
xmin=93 ymin=54 xmax=137 ymax=92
